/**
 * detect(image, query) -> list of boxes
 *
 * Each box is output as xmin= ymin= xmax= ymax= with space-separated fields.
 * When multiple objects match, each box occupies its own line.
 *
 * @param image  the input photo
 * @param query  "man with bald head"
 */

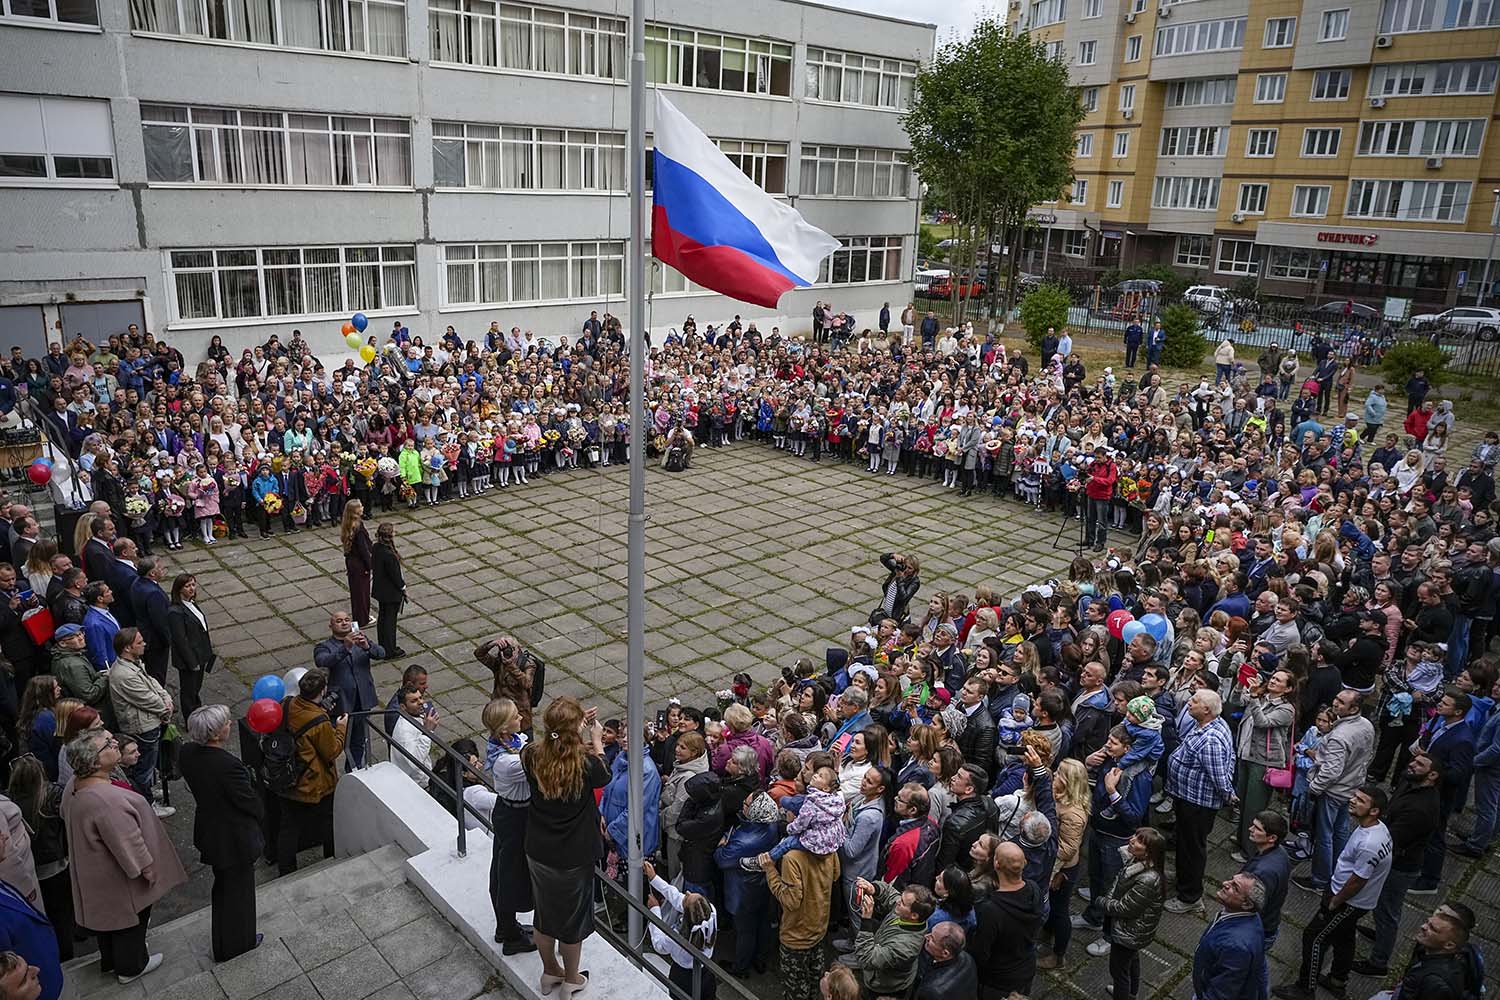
xmin=969 ymin=840 xmax=1044 ymax=998
xmin=915 ymin=921 xmax=977 ymax=1000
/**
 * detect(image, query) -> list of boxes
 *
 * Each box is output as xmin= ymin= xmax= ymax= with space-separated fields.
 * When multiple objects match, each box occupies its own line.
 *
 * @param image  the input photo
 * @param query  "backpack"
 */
xmin=259 ymin=697 xmax=327 ymax=796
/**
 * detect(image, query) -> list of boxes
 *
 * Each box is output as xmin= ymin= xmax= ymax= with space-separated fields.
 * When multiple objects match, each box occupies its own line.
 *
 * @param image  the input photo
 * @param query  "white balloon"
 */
xmin=283 ymin=666 xmax=308 ymax=690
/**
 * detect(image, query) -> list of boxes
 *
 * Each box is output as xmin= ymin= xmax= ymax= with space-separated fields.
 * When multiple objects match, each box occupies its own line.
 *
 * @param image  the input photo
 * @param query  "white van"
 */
xmin=914 ymin=269 xmax=950 ymax=296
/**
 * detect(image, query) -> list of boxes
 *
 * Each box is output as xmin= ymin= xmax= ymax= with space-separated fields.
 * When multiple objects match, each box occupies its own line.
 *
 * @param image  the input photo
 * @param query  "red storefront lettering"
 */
xmin=1315 ymin=232 xmax=1379 ymax=246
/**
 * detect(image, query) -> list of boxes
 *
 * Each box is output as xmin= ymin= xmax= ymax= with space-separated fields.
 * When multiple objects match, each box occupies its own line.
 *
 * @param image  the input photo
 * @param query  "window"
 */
xmin=648 ymin=26 xmax=794 ymax=97
xmin=130 ymin=0 xmax=405 ymax=56
xmin=1063 ymin=230 xmax=1089 ymax=256
xmin=1083 ymin=0 xmax=1100 ymax=17
xmin=1292 ymin=184 xmax=1331 ymax=217
xmin=1246 ymin=127 xmax=1278 ymax=157
xmin=142 ymin=105 xmax=410 ymax=187
xmin=1302 ymin=128 xmax=1341 ymax=157
xmin=1268 ymin=247 xmax=1319 ymax=280
xmin=798 ymin=145 xmax=908 ymax=198
xmin=1312 ymin=69 xmax=1351 ymax=100
xmin=803 ymin=47 xmax=916 ymax=109
xmin=1071 ymin=178 xmax=1088 ymax=204
xmin=1077 ymin=133 xmax=1094 ymax=157
xmin=429 ymin=4 xmax=625 ymax=78
xmin=1263 ymin=16 xmax=1295 ymax=46
xmin=1347 ymin=178 xmax=1471 ymax=221
xmin=168 ymin=244 xmax=415 ymax=322
xmin=1320 ymin=7 xmax=1349 ymax=39
xmin=0 ymin=0 xmax=96 ymax=26
xmin=1237 ymin=182 xmax=1268 ymax=214
xmin=1078 ymin=40 xmax=1096 ymax=65
xmin=432 ymin=121 xmax=627 ymax=190
xmin=1155 ymin=17 xmax=1247 ymax=57
xmin=1369 ymin=60 xmax=1499 ymax=97
xmin=1046 ymin=40 xmax=1064 ymax=61
xmin=1120 ymin=84 xmax=1135 ymax=111
xmin=0 ymin=94 xmax=114 ymax=185
xmin=1113 ymin=132 xmax=1129 ymax=157
xmin=443 ymin=240 xmax=623 ymax=305
xmin=1216 ymin=239 xmax=1260 ymax=275
xmin=1152 ymin=175 xmax=1220 ymax=210
xmin=1254 ymin=73 xmax=1287 ymax=103
xmin=1107 ymin=179 xmax=1124 ymax=208
xmin=1159 ymin=126 xmax=1227 ymax=157
xmin=814 ymin=236 xmax=905 ymax=285
xmin=1125 ymin=35 xmax=1141 ymax=61
xmin=1176 ymin=234 xmax=1211 ymax=267
xmin=1166 ymin=76 xmax=1236 ymax=106
xmin=1380 ymin=0 xmax=1500 ymax=33
xmin=1030 ymin=0 xmax=1065 ymax=26
xmin=1081 ymin=87 xmax=1100 ymax=112
xmin=1357 ymin=119 xmax=1486 ymax=157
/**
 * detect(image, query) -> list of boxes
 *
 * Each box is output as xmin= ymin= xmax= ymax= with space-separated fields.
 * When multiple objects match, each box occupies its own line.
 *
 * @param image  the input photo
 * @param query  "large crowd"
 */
xmin=0 ymin=304 xmax=1490 ymax=1000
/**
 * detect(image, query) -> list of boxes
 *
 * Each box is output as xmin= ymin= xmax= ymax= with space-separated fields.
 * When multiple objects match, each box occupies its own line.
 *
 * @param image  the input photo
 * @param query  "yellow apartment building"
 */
xmin=1016 ymin=0 xmax=1500 ymax=308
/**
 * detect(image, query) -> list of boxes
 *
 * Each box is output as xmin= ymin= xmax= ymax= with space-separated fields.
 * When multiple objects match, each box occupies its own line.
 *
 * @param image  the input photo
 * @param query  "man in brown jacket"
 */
xmin=278 ymin=668 xmax=346 ymax=876
xmin=758 ymin=845 xmax=839 ymax=1000
xmin=473 ymin=635 xmax=539 ymax=732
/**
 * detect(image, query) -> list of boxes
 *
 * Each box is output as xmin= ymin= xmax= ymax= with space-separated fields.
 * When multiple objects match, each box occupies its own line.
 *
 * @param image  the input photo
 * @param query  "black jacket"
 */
xmin=81 ymin=537 xmax=114 ymax=583
xmin=371 ymin=542 xmax=405 ymax=605
xmin=178 ymin=742 xmax=264 ymax=868
xmin=876 ymin=553 xmax=921 ymax=623
xmin=968 ymin=882 xmax=1044 ymax=998
xmin=167 ymin=601 xmax=214 ymax=673
xmin=937 ymin=793 xmax=998 ymax=870
xmin=675 ymin=771 xmax=723 ymax=883
xmin=103 ymin=560 xmax=137 ymax=627
xmin=1385 ymin=779 xmax=1440 ymax=871
xmin=957 ymin=705 xmax=997 ymax=774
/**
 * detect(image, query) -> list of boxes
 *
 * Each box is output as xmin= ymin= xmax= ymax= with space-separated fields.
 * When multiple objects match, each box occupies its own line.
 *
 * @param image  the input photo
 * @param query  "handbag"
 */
xmin=1264 ymin=704 xmax=1295 ymax=789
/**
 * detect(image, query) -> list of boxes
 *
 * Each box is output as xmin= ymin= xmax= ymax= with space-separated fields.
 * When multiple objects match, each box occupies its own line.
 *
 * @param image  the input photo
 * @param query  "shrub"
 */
xmin=1158 ymin=303 xmax=1208 ymax=368
xmin=1019 ymin=283 xmax=1073 ymax=348
xmin=1380 ymin=340 xmax=1449 ymax=390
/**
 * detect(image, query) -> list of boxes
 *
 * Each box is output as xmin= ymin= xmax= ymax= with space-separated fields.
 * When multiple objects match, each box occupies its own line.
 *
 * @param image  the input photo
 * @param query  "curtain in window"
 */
xmin=463 ymin=3 xmax=496 ymax=64
xmin=218 ymin=267 xmax=262 ymax=318
xmin=502 ymin=128 xmax=531 ymax=188
xmin=345 ymin=260 xmax=380 ymax=311
xmin=143 ymin=125 xmax=194 ymax=182
xmin=500 ymin=8 xmax=529 ymax=67
xmin=174 ymin=273 xmax=216 ymax=319
xmin=430 ymin=0 xmax=461 ymax=61
xmin=323 ymin=0 xmax=348 ymax=49
xmin=366 ymin=0 xmax=405 ymax=54
xmin=479 ymin=253 xmax=507 ymax=303
xmin=289 ymin=128 xmax=333 ymax=185
xmin=511 ymin=247 xmax=538 ymax=300
xmin=304 ymin=257 xmax=342 ymax=311
xmin=230 ymin=0 xmax=276 ymax=44
xmin=129 ymin=0 xmax=179 ymax=32
xmin=539 ymin=244 xmax=568 ymax=299
xmin=382 ymin=260 xmax=415 ymax=307
xmin=535 ymin=10 xmax=564 ymax=72
xmin=537 ymin=131 xmax=563 ymax=189
xmin=243 ymin=127 xmax=287 ymax=184
xmin=645 ymin=37 xmax=667 ymax=83
xmin=373 ymin=134 xmax=409 ymax=185
xmin=446 ymin=260 xmax=476 ymax=304
xmin=265 ymin=267 xmax=303 ymax=315
xmin=573 ymin=252 xmax=597 ymax=298
xmin=278 ymin=0 xmax=319 ymax=45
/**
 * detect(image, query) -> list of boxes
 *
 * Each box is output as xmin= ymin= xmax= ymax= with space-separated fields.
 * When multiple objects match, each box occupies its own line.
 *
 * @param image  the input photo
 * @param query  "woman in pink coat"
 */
xmin=187 ymin=465 xmax=221 ymax=545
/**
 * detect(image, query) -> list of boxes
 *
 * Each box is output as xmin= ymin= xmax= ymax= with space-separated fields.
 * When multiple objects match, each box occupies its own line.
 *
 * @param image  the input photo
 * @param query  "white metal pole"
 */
xmin=1481 ymin=189 xmax=1500 ymax=307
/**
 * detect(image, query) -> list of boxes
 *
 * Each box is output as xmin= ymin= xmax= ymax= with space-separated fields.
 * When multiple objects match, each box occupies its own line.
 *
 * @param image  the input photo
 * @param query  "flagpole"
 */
xmin=625 ymin=0 xmax=647 ymax=952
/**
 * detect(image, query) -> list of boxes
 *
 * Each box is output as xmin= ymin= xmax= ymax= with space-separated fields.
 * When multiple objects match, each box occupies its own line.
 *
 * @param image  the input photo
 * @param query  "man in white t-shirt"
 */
xmin=1274 ymin=785 xmax=1393 ymax=1000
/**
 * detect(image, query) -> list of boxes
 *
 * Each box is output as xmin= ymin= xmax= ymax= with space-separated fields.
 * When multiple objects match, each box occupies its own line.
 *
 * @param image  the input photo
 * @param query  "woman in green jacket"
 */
xmin=1090 ymin=826 xmax=1166 ymax=1000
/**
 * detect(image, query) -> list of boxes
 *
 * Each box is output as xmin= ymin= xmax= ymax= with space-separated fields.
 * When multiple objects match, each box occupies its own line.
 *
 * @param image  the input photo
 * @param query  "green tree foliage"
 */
xmin=1019 ymin=284 xmax=1073 ymax=349
xmin=1380 ymin=341 xmax=1449 ymax=389
xmin=1158 ymin=304 xmax=1208 ymax=368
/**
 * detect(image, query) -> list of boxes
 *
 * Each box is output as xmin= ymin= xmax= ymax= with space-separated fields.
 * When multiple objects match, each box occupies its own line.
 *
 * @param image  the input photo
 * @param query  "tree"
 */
xmin=1158 ymin=304 xmax=1208 ymax=368
xmin=1380 ymin=341 xmax=1449 ymax=389
xmin=1019 ymin=284 xmax=1072 ymax=349
xmin=902 ymin=18 xmax=1084 ymax=325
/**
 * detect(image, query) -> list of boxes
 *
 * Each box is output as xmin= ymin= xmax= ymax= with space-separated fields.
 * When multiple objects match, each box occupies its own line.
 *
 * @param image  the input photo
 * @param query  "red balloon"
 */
xmin=26 ymin=463 xmax=50 ymax=486
xmin=1106 ymin=609 xmax=1134 ymax=641
xmin=246 ymin=698 xmax=283 ymax=734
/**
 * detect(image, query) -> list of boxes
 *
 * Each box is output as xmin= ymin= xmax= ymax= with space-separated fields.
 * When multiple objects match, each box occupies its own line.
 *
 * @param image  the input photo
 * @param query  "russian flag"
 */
xmin=652 ymin=92 xmax=839 ymax=309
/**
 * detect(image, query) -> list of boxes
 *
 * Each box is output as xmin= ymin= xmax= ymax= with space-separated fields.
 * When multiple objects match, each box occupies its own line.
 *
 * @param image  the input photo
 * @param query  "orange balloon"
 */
xmin=341 ymin=322 xmax=356 ymax=335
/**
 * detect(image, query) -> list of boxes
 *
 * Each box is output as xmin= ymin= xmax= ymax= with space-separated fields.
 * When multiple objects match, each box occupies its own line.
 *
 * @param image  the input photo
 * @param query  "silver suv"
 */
xmin=1411 ymin=306 xmax=1500 ymax=341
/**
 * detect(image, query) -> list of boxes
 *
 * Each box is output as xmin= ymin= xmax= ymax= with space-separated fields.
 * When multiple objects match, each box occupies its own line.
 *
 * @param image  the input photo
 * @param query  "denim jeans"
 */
xmin=1087 ymin=497 xmax=1111 ymax=549
xmin=1311 ymin=795 xmax=1351 ymax=890
xmin=127 ymin=725 xmax=162 ymax=804
xmin=1368 ymin=867 xmax=1418 ymax=968
xmin=1044 ymin=864 xmax=1080 ymax=955
xmin=1465 ymin=768 xmax=1500 ymax=851
xmin=1216 ymin=364 xmax=1232 ymax=384
xmin=1083 ymin=831 xmax=1127 ymax=926
xmin=1447 ymin=615 xmax=1473 ymax=679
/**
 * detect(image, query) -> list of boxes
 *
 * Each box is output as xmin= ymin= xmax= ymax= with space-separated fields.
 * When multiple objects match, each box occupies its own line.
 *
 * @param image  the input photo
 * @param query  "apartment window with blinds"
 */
xmin=169 ymin=244 xmax=415 ymax=322
xmin=130 ymin=0 xmax=405 ymax=56
xmin=1216 ymin=239 xmax=1260 ymax=275
xmin=1107 ymin=180 xmax=1123 ymax=208
xmin=804 ymin=47 xmax=916 ymax=109
xmin=1368 ymin=60 xmax=1499 ymax=97
xmin=799 ymin=145 xmax=908 ymax=198
xmin=1311 ymin=69 xmax=1351 ymax=100
xmin=1254 ymin=73 xmax=1286 ymax=103
xmin=142 ymin=105 xmax=411 ymax=187
xmin=1237 ymin=182 xmax=1268 ymax=214
xmin=1292 ymin=184 xmax=1330 ymax=217
xmin=432 ymin=122 xmax=625 ymax=190
xmin=1155 ymin=17 xmax=1246 ymax=56
xmin=1347 ymin=179 xmax=1471 ymax=221
xmin=0 ymin=94 xmax=115 ymax=185
xmin=443 ymin=241 xmax=623 ymax=305
xmin=1357 ymin=119 xmax=1486 ymax=157
xmin=815 ymin=237 xmax=904 ymax=285
xmin=1 ymin=0 xmax=97 ymax=26
xmin=1302 ymin=128 xmax=1341 ymax=157
xmin=1165 ymin=76 xmax=1236 ymax=107
xmin=646 ymin=27 xmax=792 ymax=96
xmin=1246 ymin=128 xmax=1278 ymax=157
xmin=1175 ymin=234 xmax=1211 ymax=267
xmin=1380 ymin=0 xmax=1500 ymax=32
xmin=1263 ymin=16 xmax=1295 ymax=46
xmin=1152 ymin=175 xmax=1220 ymax=210
xmin=1160 ymin=126 xmax=1227 ymax=157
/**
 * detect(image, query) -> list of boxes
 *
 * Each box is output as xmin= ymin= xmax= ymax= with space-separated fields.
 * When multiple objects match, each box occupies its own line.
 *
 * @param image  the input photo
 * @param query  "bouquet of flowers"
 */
xmin=567 ymin=426 xmax=586 ymax=447
xmin=161 ymin=492 xmax=186 ymax=517
xmin=290 ymin=503 xmax=308 ymax=525
xmin=212 ymin=516 xmax=228 ymax=538
xmin=652 ymin=433 xmax=668 ymax=453
xmin=1119 ymin=475 xmax=1145 ymax=507
xmin=398 ymin=482 xmax=416 ymax=501
xmin=270 ymin=455 xmax=285 ymax=474
xmin=354 ymin=457 xmax=378 ymax=485
xmin=542 ymin=429 xmax=560 ymax=448
xmin=124 ymin=495 xmax=151 ymax=521
xmin=376 ymin=457 xmax=400 ymax=480
xmin=262 ymin=492 xmax=283 ymax=515
xmin=479 ymin=435 xmax=494 ymax=453
xmin=441 ymin=442 xmax=460 ymax=468
xmin=304 ymin=473 xmax=322 ymax=498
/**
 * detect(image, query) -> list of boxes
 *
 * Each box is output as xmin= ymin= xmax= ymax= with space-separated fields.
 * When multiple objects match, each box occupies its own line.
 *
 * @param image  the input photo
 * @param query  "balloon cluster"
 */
xmin=1106 ymin=609 xmax=1169 ymax=644
xmin=244 ymin=667 xmax=314 ymax=734
xmin=341 ymin=313 xmax=375 ymax=363
xmin=26 ymin=456 xmax=51 ymax=486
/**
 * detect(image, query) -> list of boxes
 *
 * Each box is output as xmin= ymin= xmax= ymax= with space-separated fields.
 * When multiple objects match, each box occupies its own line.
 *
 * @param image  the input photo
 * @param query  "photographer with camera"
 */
xmin=275 ymin=667 xmax=347 ymax=876
xmin=474 ymin=634 xmax=544 ymax=735
xmin=873 ymin=552 xmax=921 ymax=626
xmin=312 ymin=611 xmax=384 ymax=770
xmin=1082 ymin=446 xmax=1119 ymax=554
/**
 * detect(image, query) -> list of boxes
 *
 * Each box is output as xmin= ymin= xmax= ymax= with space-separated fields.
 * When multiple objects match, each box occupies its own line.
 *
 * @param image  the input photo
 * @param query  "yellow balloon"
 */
xmin=359 ymin=344 xmax=376 ymax=363
xmin=345 ymin=332 xmax=363 ymax=350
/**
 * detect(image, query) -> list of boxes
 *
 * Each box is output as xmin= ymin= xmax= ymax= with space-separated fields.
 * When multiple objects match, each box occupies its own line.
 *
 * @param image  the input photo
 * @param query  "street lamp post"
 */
xmin=1480 ymin=188 xmax=1500 ymax=306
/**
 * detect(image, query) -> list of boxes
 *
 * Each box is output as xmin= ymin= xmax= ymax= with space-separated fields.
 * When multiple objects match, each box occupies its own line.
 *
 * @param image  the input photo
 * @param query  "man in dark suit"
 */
xmin=101 ymin=538 xmax=138 ymax=629
xmin=1414 ymin=689 xmax=1475 ymax=892
xmin=276 ymin=466 xmax=306 ymax=534
xmin=128 ymin=557 xmax=171 ymax=686
xmin=167 ymin=574 xmax=214 ymax=725
xmin=178 ymin=705 xmax=263 ymax=963
xmin=0 ymin=565 xmax=42 ymax=689
xmin=7 ymin=514 xmax=36 ymax=576
xmin=313 ymin=610 xmax=384 ymax=768
xmin=81 ymin=517 xmax=116 ymax=583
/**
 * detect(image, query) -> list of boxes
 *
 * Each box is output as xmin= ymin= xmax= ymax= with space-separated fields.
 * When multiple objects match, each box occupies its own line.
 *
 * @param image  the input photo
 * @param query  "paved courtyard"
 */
xmin=141 ymin=440 xmax=1498 ymax=1000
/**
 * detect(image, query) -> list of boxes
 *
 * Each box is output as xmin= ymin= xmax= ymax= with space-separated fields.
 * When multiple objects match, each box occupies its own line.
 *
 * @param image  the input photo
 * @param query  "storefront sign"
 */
xmin=1316 ymin=231 xmax=1379 ymax=246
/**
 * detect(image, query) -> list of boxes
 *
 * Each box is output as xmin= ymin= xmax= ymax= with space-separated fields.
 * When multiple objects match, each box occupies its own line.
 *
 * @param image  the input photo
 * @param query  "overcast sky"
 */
xmin=840 ymin=0 xmax=997 ymax=42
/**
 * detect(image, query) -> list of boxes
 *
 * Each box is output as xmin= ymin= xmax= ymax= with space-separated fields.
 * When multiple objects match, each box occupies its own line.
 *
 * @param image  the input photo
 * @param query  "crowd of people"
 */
xmin=0 ymin=304 xmax=1488 ymax=1000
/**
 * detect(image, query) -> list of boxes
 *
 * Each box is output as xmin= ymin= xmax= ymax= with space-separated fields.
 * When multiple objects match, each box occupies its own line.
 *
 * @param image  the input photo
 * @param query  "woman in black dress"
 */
xmin=522 ymin=696 xmax=608 ymax=998
xmin=484 ymin=697 xmax=536 ymax=955
xmin=341 ymin=500 xmax=372 ymax=628
xmin=370 ymin=522 xmax=407 ymax=659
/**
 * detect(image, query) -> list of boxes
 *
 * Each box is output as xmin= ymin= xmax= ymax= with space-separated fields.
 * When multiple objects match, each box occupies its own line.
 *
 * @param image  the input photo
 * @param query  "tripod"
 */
xmin=1054 ymin=483 xmax=1090 ymax=556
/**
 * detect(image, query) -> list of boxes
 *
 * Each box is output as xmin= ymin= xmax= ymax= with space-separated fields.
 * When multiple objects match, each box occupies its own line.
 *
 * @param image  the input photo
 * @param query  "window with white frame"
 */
xmin=1268 ymin=247 xmax=1319 ymax=280
xmin=1159 ymin=126 xmax=1227 ymax=157
xmin=1312 ymin=69 xmax=1351 ymax=100
xmin=1113 ymin=131 xmax=1129 ymax=157
xmin=1030 ymin=0 xmax=1065 ymax=26
xmin=1083 ymin=0 xmax=1100 ymax=17
xmin=798 ymin=145 xmax=907 ymax=198
xmin=1302 ymin=128 xmax=1341 ymax=156
xmin=1155 ymin=17 xmax=1246 ymax=57
xmin=1107 ymin=179 xmax=1124 ymax=207
xmin=1292 ymin=184 xmax=1331 ymax=217
xmin=1166 ymin=77 xmax=1237 ymax=107
xmin=442 ymin=240 xmax=623 ymax=306
xmin=1081 ymin=87 xmax=1100 ymax=112
xmin=1347 ymin=178 xmax=1471 ymax=221
xmin=1071 ymin=178 xmax=1088 ymax=204
xmin=1237 ymin=182 xmax=1268 ymax=214
xmin=815 ymin=236 xmax=904 ymax=284
xmin=1152 ymin=175 xmax=1220 ymax=210
xmin=652 ymin=26 xmax=794 ymax=97
xmin=1120 ymin=84 xmax=1135 ymax=110
xmin=131 ymin=0 xmax=405 ymax=56
xmin=168 ymin=244 xmax=415 ymax=322
xmin=1380 ymin=0 xmax=1500 ymax=33
xmin=1368 ymin=60 xmax=1499 ymax=97
xmin=0 ymin=94 xmax=114 ymax=185
xmin=803 ymin=46 xmax=916 ymax=109
xmin=1263 ymin=16 xmax=1295 ymax=46
xmin=1046 ymin=40 xmax=1064 ymax=60
xmin=1078 ymin=40 xmax=1096 ymax=65
xmin=716 ymin=139 xmax=791 ymax=193
xmin=429 ymin=3 xmax=626 ymax=79
xmin=1216 ymin=239 xmax=1259 ymax=275
xmin=1063 ymin=230 xmax=1089 ymax=256
xmin=1077 ymin=133 xmax=1095 ymax=157
xmin=1254 ymin=73 xmax=1287 ymax=102
xmin=1125 ymin=35 xmax=1141 ymax=60
xmin=1175 ymin=234 xmax=1211 ymax=267
xmin=1246 ymin=127 xmax=1278 ymax=157
xmin=141 ymin=105 xmax=410 ymax=186
xmin=1356 ymin=119 xmax=1486 ymax=157
xmin=431 ymin=122 xmax=629 ymax=191
xmin=0 ymin=0 xmax=96 ymax=26
xmin=1320 ymin=7 xmax=1349 ymax=39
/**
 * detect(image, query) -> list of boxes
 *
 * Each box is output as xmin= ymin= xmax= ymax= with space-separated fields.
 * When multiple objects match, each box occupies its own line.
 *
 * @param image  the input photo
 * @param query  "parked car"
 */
xmin=1310 ymin=300 xmax=1381 ymax=322
xmin=929 ymin=275 xmax=986 ymax=300
xmin=913 ymin=269 xmax=951 ymax=297
xmin=1183 ymin=284 xmax=1232 ymax=313
xmin=1110 ymin=279 xmax=1163 ymax=294
xmin=1411 ymin=306 xmax=1500 ymax=340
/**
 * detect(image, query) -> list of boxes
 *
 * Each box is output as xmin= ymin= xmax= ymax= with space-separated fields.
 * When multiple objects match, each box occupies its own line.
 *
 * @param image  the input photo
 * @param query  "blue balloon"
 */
xmin=351 ymin=312 xmax=369 ymax=332
xmin=1121 ymin=620 xmax=1147 ymax=643
xmin=32 ymin=457 xmax=51 ymax=469
xmin=251 ymin=674 xmax=285 ymax=703
xmin=1140 ymin=613 xmax=1169 ymax=642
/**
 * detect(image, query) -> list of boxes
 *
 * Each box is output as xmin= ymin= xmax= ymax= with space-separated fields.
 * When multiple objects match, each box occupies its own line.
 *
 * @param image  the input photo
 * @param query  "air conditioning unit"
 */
xmin=1157 ymin=5 xmax=1171 ymax=15
xmin=1121 ymin=108 xmax=1133 ymax=119
xmin=1369 ymin=96 xmax=1386 ymax=109
xmin=1230 ymin=212 xmax=1246 ymax=223
xmin=1375 ymin=34 xmax=1393 ymax=47
xmin=1426 ymin=156 xmax=1444 ymax=169
xmin=1124 ymin=10 xmax=1136 ymax=22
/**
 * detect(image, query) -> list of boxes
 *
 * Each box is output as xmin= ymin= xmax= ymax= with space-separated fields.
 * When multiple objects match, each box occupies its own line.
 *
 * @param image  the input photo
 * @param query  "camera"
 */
xmin=319 ymin=691 xmax=340 ymax=715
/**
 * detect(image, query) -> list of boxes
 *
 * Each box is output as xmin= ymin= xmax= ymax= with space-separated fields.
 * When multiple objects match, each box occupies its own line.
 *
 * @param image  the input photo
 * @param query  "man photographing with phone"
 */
xmin=313 ymin=610 xmax=384 ymax=769
xmin=474 ymin=634 xmax=545 ymax=735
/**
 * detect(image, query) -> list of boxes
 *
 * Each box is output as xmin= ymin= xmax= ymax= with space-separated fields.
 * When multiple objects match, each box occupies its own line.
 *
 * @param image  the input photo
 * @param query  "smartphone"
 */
xmin=655 ymin=709 xmax=668 ymax=730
